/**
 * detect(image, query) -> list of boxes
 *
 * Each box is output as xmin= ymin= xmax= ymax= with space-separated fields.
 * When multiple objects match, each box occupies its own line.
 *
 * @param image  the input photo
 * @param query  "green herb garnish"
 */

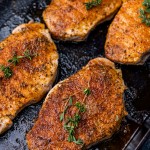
xmin=140 ymin=0 xmax=150 ymax=26
xmin=84 ymin=0 xmax=102 ymax=10
xmin=64 ymin=122 xmax=83 ymax=145
xmin=75 ymin=102 xmax=86 ymax=113
xmin=0 ymin=50 xmax=37 ymax=78
xmin=60 ymin=96 xmax=86 ymax=145
xmin=60 ymin=96 xmax=73 ymax=122
xmin=0 ymin=65 xmax=13 ymax=78
xmin=67 ymin=113 xmax=81 ymax=127
xmin=23 ymin=50 xmax=35 ymax=60
xmin=8 ymin=55 xmax=24 ymax=65
xmin=84 ymin=88 xmax=91 ymax=96
xmin=60 ymin=105 xmax=69 ymax=122
xmin=73 ymin=138 xmax=83 ymax=145
xmin=69 ymin=96 xmax=73 ymax=105
xmin=64 ymin=111 xmax=84 ymax=145
xmin=143 ymin=0 xmax=150 ymax=7
xmin=8 ymin=50 xmax=37 ymax=65
xmin=60 ymin=113 xmax=65 ymax=122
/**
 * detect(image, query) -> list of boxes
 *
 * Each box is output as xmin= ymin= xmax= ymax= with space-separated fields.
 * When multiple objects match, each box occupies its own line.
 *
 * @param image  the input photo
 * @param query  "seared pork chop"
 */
xmin=0 ymin=23 xmax=58 ymax=134
xmin=26 ymin=58 xmax=126 ymax=150
xmin=43 ymin=0 xmax=122 ymax=41
xmin=105 ymin=0 xmax=150 ymax=65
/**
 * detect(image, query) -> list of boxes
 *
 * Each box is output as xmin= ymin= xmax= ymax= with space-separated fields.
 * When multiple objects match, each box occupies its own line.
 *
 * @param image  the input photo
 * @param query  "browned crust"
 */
xmin=105 ymin=0 xmax=150 ymax=65
xmin=43 ymin=0 xmax=122 ymax=41
xmin=26 ymin=57 xmax=127 ymax=150
xmin=0 ymin=22 xmax=58 ymax=134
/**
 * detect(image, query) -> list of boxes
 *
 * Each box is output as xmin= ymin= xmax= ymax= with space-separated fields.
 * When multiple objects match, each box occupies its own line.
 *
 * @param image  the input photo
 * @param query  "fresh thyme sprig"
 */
xmin=143 ymin=0 xmax=150 ymax=7
xmin=8 ymin=50 xmax=37 ymax=65
xmin=84 ymin=0 xmax=102 ymax=10
xmin=8 ymin=55 xmax=24 ymax=65
xmin=140 ymin=0 xmax=150 ymax=26
xmin=60 ymin=83 xmax=91 ymax=145
xmin=63 ymin=102 xmax=86 ymax=145
xmin=0 ymin=49 xmax=37 ymax=78
xmin=75 ymin=102 xmax=86 ymax=113
xmin=60 ymin=96 xmax=86 ymax=145
xmin=64 ymin=112 xmax=83 ymax=145
xmin=84 ymin=88 xmax=91 ymax=96
xmin=0 ymin=65 xmax=13 ymax=78
xmin=23 ymin=50 xmax=37 ymax=60
xmin=60 ymin=96 xmax=73 ymax=122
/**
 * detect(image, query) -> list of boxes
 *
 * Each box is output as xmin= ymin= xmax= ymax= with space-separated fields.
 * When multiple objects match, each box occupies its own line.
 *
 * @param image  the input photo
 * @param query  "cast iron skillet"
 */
xmin=0 ymin=0 xmax=149 ymax=149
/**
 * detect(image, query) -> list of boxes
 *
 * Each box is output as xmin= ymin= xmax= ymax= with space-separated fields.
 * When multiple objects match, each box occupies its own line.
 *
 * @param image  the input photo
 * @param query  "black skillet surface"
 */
xmin=0 ymin=0 xmax=150 ymax=150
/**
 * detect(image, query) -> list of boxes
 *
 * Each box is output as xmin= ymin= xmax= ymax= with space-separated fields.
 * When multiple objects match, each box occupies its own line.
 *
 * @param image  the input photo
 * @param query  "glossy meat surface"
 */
xmin=43 ymin=0 xmax=122 ymax=41
xmin=27 ymin=58 xmax=126 ymax=150
xmin=0 ymin=23 xmax=58 ymax=134
xmin=105 ymin=0 xmax=150 ymax=65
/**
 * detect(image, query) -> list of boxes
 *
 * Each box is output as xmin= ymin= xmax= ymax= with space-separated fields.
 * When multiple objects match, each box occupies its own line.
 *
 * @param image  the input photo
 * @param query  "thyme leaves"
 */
xmin=84 ymin=0 xmax=102 ymax=10
xmin=0 ymin=50 xmax=37 ymax=78
xmin=140 ymin=0 xmax=150 ymax=26
xmin=60 ymin=86 xmax=91 ymax=145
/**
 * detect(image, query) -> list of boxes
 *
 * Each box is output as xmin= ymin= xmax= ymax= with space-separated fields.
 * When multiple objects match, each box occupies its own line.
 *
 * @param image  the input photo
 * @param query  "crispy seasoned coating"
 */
xmin=26 ymin=58 xmax=126 ymax=150
xmin=105 ymin=0 xmax=150 ymax=65
xmin=43 ymin=0 xmax=122 ymax=41
xmin=0 ymin=23 xmax=58 ymax=134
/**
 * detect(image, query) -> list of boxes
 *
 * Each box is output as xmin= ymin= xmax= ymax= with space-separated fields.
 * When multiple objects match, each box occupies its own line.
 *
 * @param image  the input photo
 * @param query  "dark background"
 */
xmin=0 ymin=0 xmax=149 ymax=149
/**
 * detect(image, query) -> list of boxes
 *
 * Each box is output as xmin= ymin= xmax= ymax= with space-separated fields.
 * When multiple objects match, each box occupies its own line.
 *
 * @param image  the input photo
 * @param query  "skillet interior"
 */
xmin=0 ymin=0 xmax=149 ymax=149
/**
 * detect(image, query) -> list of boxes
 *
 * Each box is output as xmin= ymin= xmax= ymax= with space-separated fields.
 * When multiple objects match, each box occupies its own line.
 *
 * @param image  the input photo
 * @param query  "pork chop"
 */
xmin=0 ymin=22 xmax=58 ymax=134
xmin=26 ymin=57 xmax=126 ymax=150
xmin=43 ymin=0 xmax=122 ymax=41
xmin=105 ymin=0 xmax=150 ymax=65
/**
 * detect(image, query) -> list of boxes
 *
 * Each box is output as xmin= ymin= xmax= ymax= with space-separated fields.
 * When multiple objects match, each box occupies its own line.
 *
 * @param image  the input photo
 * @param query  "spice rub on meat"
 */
xmin=26 ymin=57 xmax=126 ymax=150
xmin=43 ymin=0 xmax=122 ymax=41
xmin=105 ymin=0 xmax=150 ymax=65
xmin=0 ymin=23 xmax=58 ymax=134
